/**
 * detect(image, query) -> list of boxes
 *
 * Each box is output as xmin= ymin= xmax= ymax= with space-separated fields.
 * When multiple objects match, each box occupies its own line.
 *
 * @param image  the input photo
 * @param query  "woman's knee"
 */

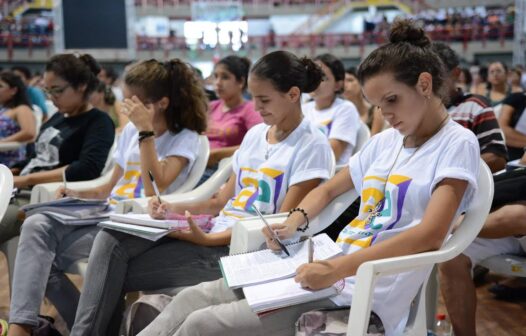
xmin=439 ymin=254 xmax=472 ymax=278
xmin=90 ymin=229 xmax=129 ymax=261
xmin=20 ymin=214 xmax=54 ymax=237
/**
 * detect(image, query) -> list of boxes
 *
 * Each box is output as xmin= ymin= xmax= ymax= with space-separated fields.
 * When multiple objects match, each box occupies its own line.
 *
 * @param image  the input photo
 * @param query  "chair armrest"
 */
xmin=115 ymin=157 xmax=234 ymax=214
xmin=229 ymin=213 xmax=289 ymax=255
xmin=0 ymin=142 xmax=24 ymax=152
xmin=29 ymin=172 xmax=113 ymax=204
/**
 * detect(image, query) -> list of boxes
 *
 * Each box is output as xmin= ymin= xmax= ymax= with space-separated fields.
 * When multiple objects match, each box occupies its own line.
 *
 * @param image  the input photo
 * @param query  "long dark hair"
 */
xmin=0 ymin=71 xmax=31 ymax=109
xmin=124 ymin=59 xmax=208 ymax=134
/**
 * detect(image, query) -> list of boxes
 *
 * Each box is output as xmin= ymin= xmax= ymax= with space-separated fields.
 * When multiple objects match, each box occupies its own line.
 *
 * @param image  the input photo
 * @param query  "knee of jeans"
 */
xmin=182 ymin=309 xmax=216 ymax=335
xmin=91 ymin=229 xmax=129 ymax=262
xmin=20 ymin=214 xmax=53 ymax=236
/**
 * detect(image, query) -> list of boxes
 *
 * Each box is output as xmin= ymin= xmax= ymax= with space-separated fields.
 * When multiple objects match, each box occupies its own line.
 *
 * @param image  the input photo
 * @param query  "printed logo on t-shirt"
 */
xmin=337 ymin=174 xmax=412 ymax=251
xmin=226 ymin=166 xmax=284 ymax=216
xmin=317 ymin=119 xmax=333 ymax=137
xmin=109 ymin=161 xmax=144 ymax=204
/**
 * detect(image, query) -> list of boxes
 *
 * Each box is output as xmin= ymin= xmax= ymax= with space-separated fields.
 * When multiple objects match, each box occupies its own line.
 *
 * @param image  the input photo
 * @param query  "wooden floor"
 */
xmin=0 ymin=254 xmax=525 ymax=336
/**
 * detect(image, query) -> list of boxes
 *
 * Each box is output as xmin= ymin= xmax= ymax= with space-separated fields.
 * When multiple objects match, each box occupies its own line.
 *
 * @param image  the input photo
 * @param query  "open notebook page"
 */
xmin=221 ymin=233 xmax=341 ymax=288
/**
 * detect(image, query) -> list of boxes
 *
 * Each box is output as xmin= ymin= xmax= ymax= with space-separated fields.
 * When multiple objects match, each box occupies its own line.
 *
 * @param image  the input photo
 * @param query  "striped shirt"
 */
xmin=447 ymin=91 xmax=508 ymax=160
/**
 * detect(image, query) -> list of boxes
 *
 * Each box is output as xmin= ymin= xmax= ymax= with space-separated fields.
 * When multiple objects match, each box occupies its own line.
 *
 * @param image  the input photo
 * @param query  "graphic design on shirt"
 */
xmin=231 ymin=167 xmax=284 ymax=214
xmin=21 ymin=127 xmax=62 ymax=175
xmin=337 ymin=174 xmax=412 ymax=249
xmin=110 ymin=161 xmax=144 ymax=203
xmin=317 ymin=119 xmax=333 ymax=137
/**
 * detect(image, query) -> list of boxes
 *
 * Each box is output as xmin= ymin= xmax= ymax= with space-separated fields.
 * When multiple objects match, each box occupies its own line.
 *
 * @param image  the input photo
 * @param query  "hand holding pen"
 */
xmin=254 ymin=204 xmax=290 ymax=256
xmin=148 ymin=170 xmax=163 ymax=204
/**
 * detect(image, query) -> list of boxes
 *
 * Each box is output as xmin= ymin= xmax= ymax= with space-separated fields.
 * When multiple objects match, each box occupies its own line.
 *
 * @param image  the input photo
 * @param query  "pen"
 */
xmin=148 ymin=170 xmax=163 ymax=204
xmin=308 ymin=237 xmax=313 ymax=263
xmin=252 ymin=204 xmax=290 ymax=256
xmin=62 ymin=168 xmax=67 ymax=197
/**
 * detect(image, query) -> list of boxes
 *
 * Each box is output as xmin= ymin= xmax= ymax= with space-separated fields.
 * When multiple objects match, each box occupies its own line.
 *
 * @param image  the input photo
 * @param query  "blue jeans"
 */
xmin=9 ymin=214 xmax=100 ymax=329
xmin=71 ymin=229 xmax=229 ymax=336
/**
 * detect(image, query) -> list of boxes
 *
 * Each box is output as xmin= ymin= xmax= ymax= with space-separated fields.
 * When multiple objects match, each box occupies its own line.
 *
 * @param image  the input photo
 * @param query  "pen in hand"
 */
xmin=148 ymin=170 xmax=163 ymax=204
xmin=252 ymin=204 xmax=290 ymax=257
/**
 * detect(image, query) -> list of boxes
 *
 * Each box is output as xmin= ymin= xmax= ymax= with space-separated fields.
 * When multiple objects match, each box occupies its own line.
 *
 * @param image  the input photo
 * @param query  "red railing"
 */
xmin=0 ymin=22 xmax=513 ymax=61
xmin=134 ymin=0 xmax=341 ymax=7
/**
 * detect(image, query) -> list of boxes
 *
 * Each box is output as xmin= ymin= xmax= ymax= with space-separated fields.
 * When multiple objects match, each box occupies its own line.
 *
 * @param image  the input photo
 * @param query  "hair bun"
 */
xmin=300 ymin=57 xmax=324 ymax=93
xmin=389 ymin=19 xmax=429 ymax=48
xmin=78 ymin=54 xmax=101 ymax=76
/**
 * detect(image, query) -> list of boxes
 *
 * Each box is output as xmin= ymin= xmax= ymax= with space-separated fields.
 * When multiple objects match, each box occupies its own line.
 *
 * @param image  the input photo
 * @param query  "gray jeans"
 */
xmin=9 ymin=214 xmax=100 ymax=329
xmin=71 ymin=229 xmax=229 ymax=336
xmin=137 ymin=278 xmax=338 ymax=336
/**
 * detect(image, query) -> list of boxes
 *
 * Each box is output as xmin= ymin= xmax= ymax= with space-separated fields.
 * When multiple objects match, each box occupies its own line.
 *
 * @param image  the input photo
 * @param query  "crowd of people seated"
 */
xmin=0 ymin=16 xmax=524 ymax=336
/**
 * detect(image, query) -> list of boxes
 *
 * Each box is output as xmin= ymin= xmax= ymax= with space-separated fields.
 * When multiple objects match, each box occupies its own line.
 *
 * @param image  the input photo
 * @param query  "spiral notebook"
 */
xmin=220 ymin=233 xmax=342 ymax=289
xmin=243 ymin=277 xmax=345 ymax=314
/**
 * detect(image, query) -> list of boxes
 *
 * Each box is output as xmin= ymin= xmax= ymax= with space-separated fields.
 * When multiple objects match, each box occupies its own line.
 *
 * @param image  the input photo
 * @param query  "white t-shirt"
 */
xmin=302 ymin=98 xmax=360 ymax=165
xmin=330 ymin=120 xmax=479 ymax=335
xmin=109 ymin=123 xmax=199 ymax=204
xmin=210 ymin=118 xmax=333 ymax=233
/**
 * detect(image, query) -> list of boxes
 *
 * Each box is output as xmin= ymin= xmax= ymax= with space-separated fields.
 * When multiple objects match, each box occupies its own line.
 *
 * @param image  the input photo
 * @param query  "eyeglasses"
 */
xmin=43 ymin=84 xmax=70 ymax=98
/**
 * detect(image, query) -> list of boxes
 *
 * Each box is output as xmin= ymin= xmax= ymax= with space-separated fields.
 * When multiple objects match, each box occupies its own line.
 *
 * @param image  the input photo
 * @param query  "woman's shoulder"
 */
xmin=443 ymin=119 xmax=478 ymax=145
xmin=209 ymin=100 xmax=222 ymax=111
xmin=171 ymin=128 xmax=200 ymax=142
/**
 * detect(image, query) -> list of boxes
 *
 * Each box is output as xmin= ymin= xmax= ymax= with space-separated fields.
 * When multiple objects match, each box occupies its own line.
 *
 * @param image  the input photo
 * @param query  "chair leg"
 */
xmin=0 ymin=235 xmax=20 ymax=297
xmin=425 ymin=266 xmax=439 ymax=331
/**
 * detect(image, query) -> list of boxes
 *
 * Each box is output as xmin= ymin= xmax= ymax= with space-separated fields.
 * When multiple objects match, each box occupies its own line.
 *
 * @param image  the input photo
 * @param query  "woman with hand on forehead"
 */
xmin=6 ymin=58 xmax=207 ymax=336
xmin=134 ymin=19 xmax=480 ymax=336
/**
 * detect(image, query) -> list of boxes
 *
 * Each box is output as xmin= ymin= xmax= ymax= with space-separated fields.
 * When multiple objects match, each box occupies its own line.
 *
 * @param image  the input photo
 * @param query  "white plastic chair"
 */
xmin=335 ymin=121 xmax=371 ymax=172
xmin=348 ymin=159 xmax=493 ymax=335
xmin=0 ymin=165 xmax=16 ymax=284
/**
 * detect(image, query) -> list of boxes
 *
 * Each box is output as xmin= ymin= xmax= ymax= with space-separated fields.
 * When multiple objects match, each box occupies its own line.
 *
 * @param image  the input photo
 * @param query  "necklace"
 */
xmin=364 ymin=113 xmax=450 ymax=226
xmin=264 ymin=125 xmax=296 ymax=160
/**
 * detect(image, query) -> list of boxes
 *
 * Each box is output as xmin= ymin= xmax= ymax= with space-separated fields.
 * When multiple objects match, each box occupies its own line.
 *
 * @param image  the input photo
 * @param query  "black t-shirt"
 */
xmin=501 ymin=93 xmax=526 ymax=160
xmin=17 ymin=108 xmax=115 ymax=181
xmin=502 ymin=92 xmax=526 ymax=129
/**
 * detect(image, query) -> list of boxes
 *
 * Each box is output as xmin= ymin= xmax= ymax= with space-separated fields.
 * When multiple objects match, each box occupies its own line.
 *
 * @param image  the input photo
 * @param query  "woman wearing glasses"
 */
xmin=0 ymin=53 xmax=115 ymax=246
xmin=6 ymin=58 xmax=208 ymax=336
xmin=0 ymin=71 xmax=36 ymax=167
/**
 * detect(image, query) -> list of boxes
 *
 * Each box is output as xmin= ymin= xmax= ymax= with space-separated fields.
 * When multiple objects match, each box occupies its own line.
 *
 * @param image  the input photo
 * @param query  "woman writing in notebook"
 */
xmin=70 ymin=50 xmax=333 ymax=336
xmin=7 ymin=59 xmax=208 ymax=336
xmin=134 ymin=20 xmax=480 ymax=336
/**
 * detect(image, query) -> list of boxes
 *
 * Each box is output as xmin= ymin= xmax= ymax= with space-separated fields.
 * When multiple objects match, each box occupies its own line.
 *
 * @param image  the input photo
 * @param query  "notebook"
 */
xmin=220 ymin=233 xmax=342 ymax=289
xmin=98 ymin=221 xmax=175 ymax=241
xmin=21 ymin=197 xmax=110 ymax=226
xmin=243 ymin=277 xmax=344 ymax=314
xmin=99 ymin=213 xmax=214 ymax=241
xmin=109 ymin=213 xmax=213 ymax=230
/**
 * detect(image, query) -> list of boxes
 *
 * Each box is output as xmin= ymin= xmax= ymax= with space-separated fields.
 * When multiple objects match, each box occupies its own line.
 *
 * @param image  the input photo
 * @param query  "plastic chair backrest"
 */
xmin=172 ymin=135 xmax=210 ymax=193
xmin=0 ymin=164 xmax=13 ymax=219
xmin=353 ymin=121 xmax=371 ymax=155
xmin=347 ymin=159 xmax=493 ymax=335
xmin=32 ymin=104 xmax=43 ymax=133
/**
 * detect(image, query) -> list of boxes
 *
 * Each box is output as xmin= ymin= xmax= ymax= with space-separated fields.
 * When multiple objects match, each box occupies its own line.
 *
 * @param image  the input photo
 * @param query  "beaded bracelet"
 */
xmin=138 ymin=131 xmax=155 ymax=144
xmin=289 ymin=207 xmax=309 ymax=232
